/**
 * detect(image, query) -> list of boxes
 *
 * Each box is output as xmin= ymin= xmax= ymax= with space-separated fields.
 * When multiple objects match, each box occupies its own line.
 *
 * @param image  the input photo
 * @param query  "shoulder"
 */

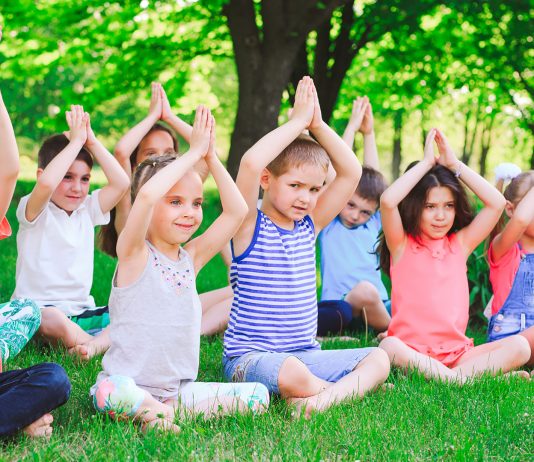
xmin=487 ymin=240 xmax=520 ymax=269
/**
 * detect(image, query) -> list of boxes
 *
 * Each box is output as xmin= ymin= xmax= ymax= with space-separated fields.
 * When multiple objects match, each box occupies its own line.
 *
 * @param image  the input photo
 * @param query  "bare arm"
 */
xmin=341 ymin=98 xmax=366 ymax=150
xmin=186 ymin=121 xmax=247 ymax=273
xmin=232 ymin=77 xmax=314 ymax=250
xmin=84 ymin=115 xmax=130 ymax=214
xmin=0 ymin=91 xmax=19 ymax=221
xmin=25 ymin=106 xmax=87 ymax=222
xmin=491 ymin=186 xmax=534 ymax=262
xmin=310 ymin=84 xmax=362 ymax=233
xmin=114 ymin=82 xmax=162 ymax=166
xmin=359 ymin=98 xmax=379 ymax=170
xmin=116 ymin=106 xmax=211 ymax=280
xmin=435 ymin=129 xmax=506 ymax=256
xmin=380 ymin=129 xmax=438 ymax=262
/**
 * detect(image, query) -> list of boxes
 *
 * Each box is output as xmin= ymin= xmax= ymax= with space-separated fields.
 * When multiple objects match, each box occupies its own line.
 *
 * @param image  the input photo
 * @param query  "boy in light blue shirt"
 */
xmin=318 ymin=97 xmax=390 ymax=335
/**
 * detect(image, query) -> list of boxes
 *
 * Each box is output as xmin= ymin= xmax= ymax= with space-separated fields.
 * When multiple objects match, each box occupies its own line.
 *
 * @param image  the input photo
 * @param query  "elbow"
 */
xmin=380 ymin=191 xmax=396 ymax=210
xmin=493 ymin=194 xmax=506 ymax=212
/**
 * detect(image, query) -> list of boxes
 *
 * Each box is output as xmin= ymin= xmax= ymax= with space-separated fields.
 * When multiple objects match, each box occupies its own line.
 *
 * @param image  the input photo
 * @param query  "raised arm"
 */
xmin=435 ymin=129 xmax=506 ymax=256
xmin=0 ymin=90 xmax=19 ymax=222
xmin=341 ymin=97 xmax=367 ymax=150
xmin=186 ymin=119 xmax=247 ymax=273
xmin=359 ymin=98 xmax=380 ymax=170
xmin=25 ymin=105 xmax=87 ymax=222
xmin=114 ymin=82 xmax=162 ymax=174
xmin=491 ymin=184 xmax=534 ymax=261
xmin=84 ymin=114 xmax=130 ymax=214
xmin=310 ymin=83 xmax=362 ymax=233
xmin=233 ymin=77 xmax=313 ymax=244
xmin=116 ymin=106 xmax=211 ymax=270
xmin=380 ymin=129 xmax=438 ymax=262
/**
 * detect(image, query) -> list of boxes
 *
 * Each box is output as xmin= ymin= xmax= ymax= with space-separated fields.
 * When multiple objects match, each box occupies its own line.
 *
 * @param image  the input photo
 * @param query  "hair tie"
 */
xmin=152 ymin=161 xmax=156 ymax=167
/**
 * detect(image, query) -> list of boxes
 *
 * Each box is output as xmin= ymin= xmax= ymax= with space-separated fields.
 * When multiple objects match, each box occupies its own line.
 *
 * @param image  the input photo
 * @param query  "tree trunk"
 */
xmin=224 ymin=0 xmax=347 ymax=177
xmin=392 ymin=110 xmax=403 ymax=179
xmin=479 ymin=116 xmax=495 ymax=177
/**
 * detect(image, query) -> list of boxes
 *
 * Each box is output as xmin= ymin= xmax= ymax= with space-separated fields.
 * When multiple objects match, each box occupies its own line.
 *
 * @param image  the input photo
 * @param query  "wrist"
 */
xmin=147 ymin=112 xmax=160 ymax=124
xmin=309 ymin=120 xmax=327 ymax=134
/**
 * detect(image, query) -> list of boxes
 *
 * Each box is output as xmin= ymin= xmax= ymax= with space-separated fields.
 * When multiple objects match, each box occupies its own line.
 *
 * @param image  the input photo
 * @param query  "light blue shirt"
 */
xmin=319 ymin=213 xmax=388 ymax=301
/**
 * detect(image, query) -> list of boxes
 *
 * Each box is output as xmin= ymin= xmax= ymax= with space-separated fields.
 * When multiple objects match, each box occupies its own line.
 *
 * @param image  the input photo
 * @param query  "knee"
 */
xmin=32 ymin=362 xmax=71 ymax=404
xmin=367 ymin=348 xmax=391 ymax=379
xmin=278 ymin=357 xmax=317 ymax=398
xmin=378 ymin=336 xmax=404 ymax=360
xmin=351 ymin=282 xmax=381 ymax=305
xmin=510 ymin=335 xmax=531 ymax=365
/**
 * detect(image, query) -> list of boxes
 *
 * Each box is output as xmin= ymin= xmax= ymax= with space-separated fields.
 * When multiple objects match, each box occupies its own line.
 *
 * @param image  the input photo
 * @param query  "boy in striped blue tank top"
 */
xmin=223 ymin=77 xmax=391 ymax=418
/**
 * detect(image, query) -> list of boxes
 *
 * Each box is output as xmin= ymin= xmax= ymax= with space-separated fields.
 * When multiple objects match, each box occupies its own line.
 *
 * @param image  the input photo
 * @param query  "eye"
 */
xmin=425 ymin=204 xmax=434 ymax=209
xmin=170 ymin=199 xmax=181 ymax=206
xmin=311 ymin=187 xmax=320 ymax=193
xmin=64 ymin=174 xmax=72 ymax=180
xmin=446 ymin=203 xmax=455 ymax=209
xmin=82 ymin=177 xmax=90 ymax=183
xmin=193 ymin=201 xmax=203 ymax=208
xmin=289 ymin=184 xmax=299 ymax=188
xmin=362 ymin=211 xmax=372 ymax=217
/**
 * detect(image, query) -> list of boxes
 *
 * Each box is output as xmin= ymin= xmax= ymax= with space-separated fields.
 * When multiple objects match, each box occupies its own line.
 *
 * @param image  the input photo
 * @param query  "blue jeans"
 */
xmin=0 ymin=363 xmax=71 ymax=436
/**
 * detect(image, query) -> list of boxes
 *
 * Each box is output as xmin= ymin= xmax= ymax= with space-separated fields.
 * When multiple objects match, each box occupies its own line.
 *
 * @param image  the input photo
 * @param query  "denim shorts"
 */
xmin=223 ymin=347 xmax=376 ymax=394
xmin=487 ymin=307 xmax=534 ymax=343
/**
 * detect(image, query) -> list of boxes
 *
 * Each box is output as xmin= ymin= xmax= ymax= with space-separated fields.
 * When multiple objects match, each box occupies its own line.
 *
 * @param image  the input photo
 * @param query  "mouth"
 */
xmin=292 ymin=206 xmax=307 ymax=212
xmin=66 ymin=196 xmax=81 ymax=200
xmin=174 ymin=223 xmax=194 ymax=231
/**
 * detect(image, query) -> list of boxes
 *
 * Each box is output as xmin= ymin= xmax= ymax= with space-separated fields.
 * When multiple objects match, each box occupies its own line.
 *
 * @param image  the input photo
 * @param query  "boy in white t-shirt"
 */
xmin=13 ymin=105 xmax=129 ymax=359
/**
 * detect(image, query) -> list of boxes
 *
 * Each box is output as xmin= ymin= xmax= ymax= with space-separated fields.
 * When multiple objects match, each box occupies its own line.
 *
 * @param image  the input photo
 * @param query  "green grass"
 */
xmin=0 ymin=181 xmax=533 ymax=461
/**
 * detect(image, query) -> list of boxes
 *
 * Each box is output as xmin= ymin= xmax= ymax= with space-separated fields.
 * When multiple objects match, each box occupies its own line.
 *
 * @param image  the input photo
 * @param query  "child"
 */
xmin=318 ymin=97 xmax=390 ymax=336
xmin=101 ymin=83 xmax=232 ymax=335
xmin=487 ymin=171 xmax=534 ymax=366
xmin=0 ymin=87 xmax=70 ymax=438
xmin=92 ymin=106 xmax=268 ymax=432
xmin=223 ymin=77 xmax=390 ymax=418
xmin=378 ymin=128 xmax=531 ymax=382
xmin=12 ymin=105 xmax=130 ymax=359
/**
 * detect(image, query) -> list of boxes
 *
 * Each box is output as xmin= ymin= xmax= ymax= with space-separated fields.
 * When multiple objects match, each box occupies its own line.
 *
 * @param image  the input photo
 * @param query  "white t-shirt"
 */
xmin=12 ymin=190 xmax=110 ymax=316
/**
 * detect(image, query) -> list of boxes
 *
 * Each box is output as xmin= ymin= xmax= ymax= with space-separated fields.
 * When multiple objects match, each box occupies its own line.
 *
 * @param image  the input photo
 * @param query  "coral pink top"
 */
xmin=388 ymin=233 xmax=474 ymax=367
xmin=488 ymin=242 xmax=523 ymax=316
xmin=0 ymin=217 xmax=11 ymax=240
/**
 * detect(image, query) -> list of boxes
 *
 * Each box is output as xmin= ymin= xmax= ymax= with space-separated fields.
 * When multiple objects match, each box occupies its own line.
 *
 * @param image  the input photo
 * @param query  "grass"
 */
xmin=0 ymin=181 xmax=533 ymax=461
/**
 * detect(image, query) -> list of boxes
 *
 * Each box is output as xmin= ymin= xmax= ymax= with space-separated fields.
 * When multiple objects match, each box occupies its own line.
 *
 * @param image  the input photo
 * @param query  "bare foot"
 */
xmin=68 ymin=343 xmax=93 ymax=361
xmin=378 ymin=383 xmax=395 ymax=393
xmin=142 ymin=417 xmax=181 ymax=434
xmin=288 ymin=396 xmax=319 ymax=420
xmin=503 ymin=370 xmax=530 ymax=380
xmin=23 ymin=413 xmax=53 ymax=438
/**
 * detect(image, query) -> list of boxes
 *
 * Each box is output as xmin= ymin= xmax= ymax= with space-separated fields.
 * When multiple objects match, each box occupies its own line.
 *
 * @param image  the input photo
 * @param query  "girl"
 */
xmin=100 ymin=83 xmax=232 ymax=335
xmin=487 ymin=171 xmax=534 ymax=366
xmin=378 ymin=128 xmax=531 ymax=382
xmin=0 ymin=86 xmax=70 ymax=438
xmin=91 ymin=106 xmax=268 ymax=432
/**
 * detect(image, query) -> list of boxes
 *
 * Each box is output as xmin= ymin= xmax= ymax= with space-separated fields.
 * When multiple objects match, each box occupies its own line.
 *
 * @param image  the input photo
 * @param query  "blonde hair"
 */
xmin=266 ymin=134 xmax=329 ymax=177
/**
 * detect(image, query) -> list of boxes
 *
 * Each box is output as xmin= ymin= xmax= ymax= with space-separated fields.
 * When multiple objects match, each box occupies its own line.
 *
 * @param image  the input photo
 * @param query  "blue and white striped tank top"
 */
xmin=224 ymin=210 xmax=320 ymax=357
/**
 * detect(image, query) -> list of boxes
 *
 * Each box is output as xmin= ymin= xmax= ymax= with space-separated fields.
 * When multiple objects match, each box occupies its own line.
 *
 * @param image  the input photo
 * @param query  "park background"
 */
xmin=0 ymin=1 xmax=533 ymax=460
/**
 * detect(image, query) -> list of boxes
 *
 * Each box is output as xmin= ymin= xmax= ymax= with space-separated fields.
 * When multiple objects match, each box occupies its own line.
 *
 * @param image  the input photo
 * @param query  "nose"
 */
xmin=71 ymin=179 xmax=82 ymax=193
xmin=298 ymin=190 xmax=310 ymax=204
xmin=435 ymin=207 xmax=445 ymax=220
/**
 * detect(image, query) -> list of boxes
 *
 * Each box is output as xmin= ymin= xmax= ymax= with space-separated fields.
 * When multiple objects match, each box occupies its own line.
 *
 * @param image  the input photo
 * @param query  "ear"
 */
xmin=36 ymin=168 xmax=44 ymax=179
xmin=259 ymin=168 xmax=272 ymax=191
xmin=504 ymin=200 xmax=515 ymax=219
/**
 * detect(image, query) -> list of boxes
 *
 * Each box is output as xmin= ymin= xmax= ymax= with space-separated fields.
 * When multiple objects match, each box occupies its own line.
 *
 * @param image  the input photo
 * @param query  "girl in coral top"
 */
xmin=487 ymin=171 xmax=534 ymax=366
xmin=377 ymin=128 xmax=531 ymax=383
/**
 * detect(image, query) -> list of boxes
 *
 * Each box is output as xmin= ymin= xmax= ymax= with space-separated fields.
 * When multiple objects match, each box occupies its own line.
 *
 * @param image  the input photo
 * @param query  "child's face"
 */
xmin=419 ymin=186 xmax=456 ymax=240
xmin=262 ymin=164 xmax=326 ymax=223
xmin=148 ymin=171 xmax=203 ymax=246
xmin=135 ymin=131 xmax=175 ymax=165
xmin=338 ymin=192 xmax=378 ymax=229
xmin=49 ymin=160 xmax=91 ymax=214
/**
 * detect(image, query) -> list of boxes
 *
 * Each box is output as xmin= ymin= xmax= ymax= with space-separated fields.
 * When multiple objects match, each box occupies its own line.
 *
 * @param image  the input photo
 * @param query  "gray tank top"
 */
xmin=96 ymin=242 xmax=201 ymax=399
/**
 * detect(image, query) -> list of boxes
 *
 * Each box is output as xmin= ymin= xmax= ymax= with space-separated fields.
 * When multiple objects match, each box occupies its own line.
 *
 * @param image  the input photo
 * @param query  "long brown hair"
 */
xmin=98 ymin=124 xmax=179 ymax=257
xmin=378 ymin=164 xmax=474 ymax=276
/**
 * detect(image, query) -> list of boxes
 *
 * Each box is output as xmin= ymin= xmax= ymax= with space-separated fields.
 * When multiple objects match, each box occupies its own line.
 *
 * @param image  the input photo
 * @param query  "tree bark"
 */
xmin=479 ymin=116 xmax=495 ymax=177
xmin=392 ymin=110 xmax=404 ymax=179
xmin=223 ymin=0 xmax=347 ymax=177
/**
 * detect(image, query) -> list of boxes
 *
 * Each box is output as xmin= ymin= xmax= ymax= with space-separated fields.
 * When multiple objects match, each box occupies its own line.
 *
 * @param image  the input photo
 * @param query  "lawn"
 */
xmin=0 ymin=181 xmax=532 ymax=461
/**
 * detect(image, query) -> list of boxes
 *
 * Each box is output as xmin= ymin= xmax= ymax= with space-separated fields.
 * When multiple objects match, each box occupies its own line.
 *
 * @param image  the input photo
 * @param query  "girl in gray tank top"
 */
xmin=91 ymin=107 xmax=268 ymax=433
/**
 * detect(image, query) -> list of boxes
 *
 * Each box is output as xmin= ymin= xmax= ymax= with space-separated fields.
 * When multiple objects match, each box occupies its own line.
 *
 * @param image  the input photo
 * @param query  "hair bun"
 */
xmin=494 ymin=163 xmax=521 ymax=182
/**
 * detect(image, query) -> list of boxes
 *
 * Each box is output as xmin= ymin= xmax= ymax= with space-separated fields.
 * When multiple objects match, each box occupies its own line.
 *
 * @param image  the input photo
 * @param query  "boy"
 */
xmin=223 ymin=77 xmax=390 ymax=417
xmin=12 ymin=105 xmax=129 ymax=360
xmin=318 ymin=97 xmax=391 ymax=336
